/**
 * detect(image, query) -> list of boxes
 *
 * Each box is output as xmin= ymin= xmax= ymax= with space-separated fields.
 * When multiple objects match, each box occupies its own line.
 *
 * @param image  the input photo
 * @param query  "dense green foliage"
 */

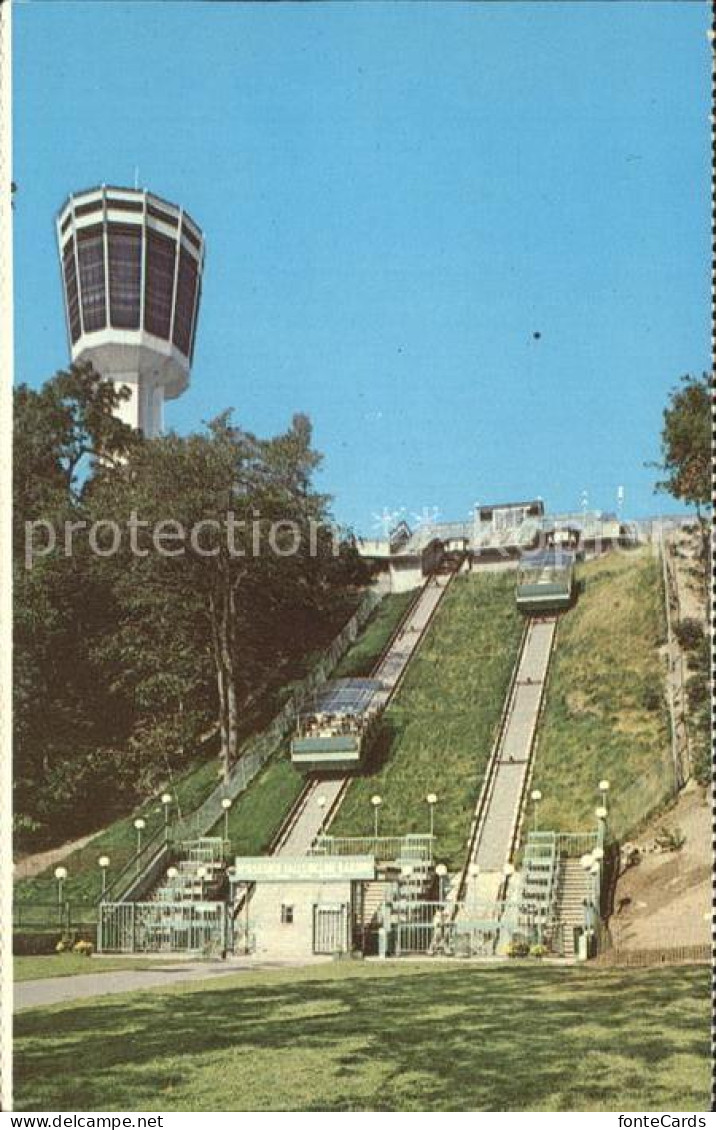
xmin=332 ymin=573 xmax=523 ymax=867
xmin=14 ymin=363 xmax=367 ymax=848
xmin=656 ymin=373 xmax=710 ymax=513
xmin=530 ymin=550 xmax=672 ymax=839
xmin=14 ymin=962 xmax=710 ymax=1111
xmin=677 ymin=618 xmax=711 ymax=788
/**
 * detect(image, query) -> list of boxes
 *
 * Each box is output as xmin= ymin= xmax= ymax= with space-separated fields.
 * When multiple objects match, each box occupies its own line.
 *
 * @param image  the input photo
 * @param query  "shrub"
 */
xmin=529 ymin=943 xmax=547 ymax=959
xmin=655 ymin=825 xmax=685 ymax=852
xmin=674 ymin=618 xmax=705 ymax=652
xmin=640 ymin=677 xmax=663 ymax=712
xmin=72 ymin=939 xmax=94 ymax=957
xmin=507 ymin=940 xmax=530 ymax=958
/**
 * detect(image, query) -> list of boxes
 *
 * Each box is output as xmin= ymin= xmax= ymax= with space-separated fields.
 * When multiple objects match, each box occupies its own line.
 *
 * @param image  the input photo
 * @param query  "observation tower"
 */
xmin=56 ymin=185 xmax=205 ymax=437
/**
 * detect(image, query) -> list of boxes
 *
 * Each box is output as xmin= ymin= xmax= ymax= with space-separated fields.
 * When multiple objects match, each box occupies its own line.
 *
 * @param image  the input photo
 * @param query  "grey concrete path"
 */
xmin=15 ymin=956 xmax=330 ymax=1011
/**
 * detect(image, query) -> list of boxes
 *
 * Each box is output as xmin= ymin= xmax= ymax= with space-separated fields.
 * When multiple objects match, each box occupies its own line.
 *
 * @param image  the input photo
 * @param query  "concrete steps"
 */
xmin=553 ymin=859 xmax=590 ymax=958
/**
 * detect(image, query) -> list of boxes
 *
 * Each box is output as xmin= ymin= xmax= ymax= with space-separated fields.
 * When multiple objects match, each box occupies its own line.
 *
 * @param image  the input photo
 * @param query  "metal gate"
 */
xmin=393 ymin=899 xmax=542 ymax=957
xmin=99 ymin=901 xmax=226 ymax=954
xmin=313 ymin=903 xmax=350 ymax=954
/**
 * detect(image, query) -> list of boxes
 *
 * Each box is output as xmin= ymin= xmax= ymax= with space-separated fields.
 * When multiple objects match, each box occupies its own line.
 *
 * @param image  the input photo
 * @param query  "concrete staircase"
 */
xmin=553 ymin=858 xmax=590 ymax=959
xmin=354 ymin=880 xmax=392 ymax=951
xmin=149 ymin=839 xmax=227 ymax=904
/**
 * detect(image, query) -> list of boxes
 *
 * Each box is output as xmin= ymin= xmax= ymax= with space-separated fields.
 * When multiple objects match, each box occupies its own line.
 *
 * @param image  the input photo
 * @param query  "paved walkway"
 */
xmin=15 ymin=956 xmax=330 ymax=1011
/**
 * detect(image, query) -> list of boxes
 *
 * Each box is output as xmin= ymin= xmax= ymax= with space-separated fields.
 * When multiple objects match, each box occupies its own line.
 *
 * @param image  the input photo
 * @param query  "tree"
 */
xmin=656 ymin=373 xmax=710 ymax=512
xmin=90 ymin=410 xmax=367 ymax=780
xmin=655 ymin=372 xmax=711 ymax=571
xmin=13 ymin=364 xmax=139 ymax=844
xmin=14 ymin=363 xmax=368 ymax=844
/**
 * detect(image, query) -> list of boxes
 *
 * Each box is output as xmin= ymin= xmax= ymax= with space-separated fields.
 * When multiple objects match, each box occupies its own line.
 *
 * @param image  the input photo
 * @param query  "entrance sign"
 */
xmin=232 ymin=854 xmax=375 ymax=883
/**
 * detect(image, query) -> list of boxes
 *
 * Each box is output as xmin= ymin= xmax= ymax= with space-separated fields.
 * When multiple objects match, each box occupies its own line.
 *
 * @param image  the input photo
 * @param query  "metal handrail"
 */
xmin=98 ymin=824 xmax=167 ymax=905
xmin=311 ymin=833 xmax=433 ymax=861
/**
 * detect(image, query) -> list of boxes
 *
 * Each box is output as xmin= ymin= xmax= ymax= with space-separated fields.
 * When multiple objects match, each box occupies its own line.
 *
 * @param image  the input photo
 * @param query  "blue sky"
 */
xmin=14 ymin=1 xmax=711 ymax=532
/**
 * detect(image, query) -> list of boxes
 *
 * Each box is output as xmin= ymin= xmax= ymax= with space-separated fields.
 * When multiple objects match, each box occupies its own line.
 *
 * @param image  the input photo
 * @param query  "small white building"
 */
xmin=231 ymin=855 xmax=377 ymax=960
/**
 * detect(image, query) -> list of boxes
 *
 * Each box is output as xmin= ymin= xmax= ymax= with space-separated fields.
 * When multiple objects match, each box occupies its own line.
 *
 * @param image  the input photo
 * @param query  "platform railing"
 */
xmin=310 ymin=833 xmax=434 ymax=863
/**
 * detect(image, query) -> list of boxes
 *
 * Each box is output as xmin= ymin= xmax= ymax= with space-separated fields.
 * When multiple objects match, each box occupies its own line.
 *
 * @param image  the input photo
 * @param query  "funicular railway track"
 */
xmin=271 ymin=563 xmax=464 ymax=858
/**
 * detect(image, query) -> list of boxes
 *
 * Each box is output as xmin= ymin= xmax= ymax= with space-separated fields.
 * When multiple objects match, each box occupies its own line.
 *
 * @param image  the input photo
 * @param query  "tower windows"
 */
xmin=172 ymin=245 xmax=198 ymax=357
xmin=144 ymin=229 xmax=176 ymax=339
xmin=107 ymin=222 xmax=142 ymax=329
xmin=76 ymin=224 xmax=106 ymax=332
xmin=61 ymin=238 xmax=81 ymax=344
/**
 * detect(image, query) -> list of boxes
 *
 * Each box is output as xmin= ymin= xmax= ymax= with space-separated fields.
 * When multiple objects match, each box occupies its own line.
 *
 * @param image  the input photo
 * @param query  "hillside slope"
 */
xmin=530 ymin=548 xmax=672 ymax=839
xmin=331 ymin=572 xmax=524 ymax=868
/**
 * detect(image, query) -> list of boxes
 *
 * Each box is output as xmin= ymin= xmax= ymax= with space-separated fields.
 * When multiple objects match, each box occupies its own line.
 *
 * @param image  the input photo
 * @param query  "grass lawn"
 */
xmin=13 ymin=961 xmax=710 ymax=1111
xmin=331 ymin=573 xmax=524 ymax=868
xmin=13 ymin=955 xmax=185 ymax=982
xmin=530 ymin=548 xmax=673 ymax=840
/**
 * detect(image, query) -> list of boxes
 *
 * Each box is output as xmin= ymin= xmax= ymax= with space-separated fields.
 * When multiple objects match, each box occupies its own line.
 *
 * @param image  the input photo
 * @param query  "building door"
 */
xmin=313 ymin=903 xmax=349 ymax=954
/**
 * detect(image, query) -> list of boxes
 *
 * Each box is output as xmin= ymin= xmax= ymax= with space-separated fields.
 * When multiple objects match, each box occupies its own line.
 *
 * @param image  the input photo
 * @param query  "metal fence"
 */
xmin=12 ymin=901 xmax=99 ymax=934
xmin=391 ymin=898 xmax=550 ymax=957
xmin=595 ymin=943 xmax=710 ymax=968
xmin=13 ymin=902 xmax=70 ymax=931
xmin=99 ymin=900 xmax=227 ymax=954
xmin=311 ymin=833 xmax=434 ymax=864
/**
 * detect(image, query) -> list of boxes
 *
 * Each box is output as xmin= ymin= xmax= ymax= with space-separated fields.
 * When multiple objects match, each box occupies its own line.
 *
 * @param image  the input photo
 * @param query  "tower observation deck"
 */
xmin=56 ymin=185 xmax=205 ymax=437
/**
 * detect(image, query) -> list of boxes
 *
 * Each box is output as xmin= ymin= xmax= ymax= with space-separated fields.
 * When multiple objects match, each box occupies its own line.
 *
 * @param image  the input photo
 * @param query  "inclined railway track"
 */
xmin=271 ymin=565 xmax=463 ymax=857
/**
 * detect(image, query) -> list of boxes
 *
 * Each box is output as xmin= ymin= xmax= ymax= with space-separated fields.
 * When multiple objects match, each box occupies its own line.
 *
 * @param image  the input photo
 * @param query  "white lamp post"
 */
xmin=595 ymin=806 xmax=608 ymax=824
xmin=426 ymin=793 xmax=438 ymax=840
xmin=221 ymin=797 xmax=232 ymax=843
xmin=161 ymin=793 xmax=172 ymax=829
xmin=133 ymin=817 xmax=145 ymax=860
xmin=197 ymin=866 xmax=207 ymax=901
xmin=371 ymin=795 xmax=382 ymax=839
xmin=598 ymin=779 xmax=610 ymax=812
xmin=98 ymin=855 xmax=110 ymax=897
xmin=54 ymin=866 xmax=67 ymax=908
xmin=530 ymin=789 xmax=542 ymax=833
xmin=435 ymin=862 xmax=448 ymax=902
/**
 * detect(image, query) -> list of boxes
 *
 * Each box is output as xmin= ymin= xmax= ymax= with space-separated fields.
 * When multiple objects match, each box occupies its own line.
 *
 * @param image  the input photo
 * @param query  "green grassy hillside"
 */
xmin=331 ymin=573 xmax=524 ymax=868
xmin=530 ymin=548 xmax=672 ymax=839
